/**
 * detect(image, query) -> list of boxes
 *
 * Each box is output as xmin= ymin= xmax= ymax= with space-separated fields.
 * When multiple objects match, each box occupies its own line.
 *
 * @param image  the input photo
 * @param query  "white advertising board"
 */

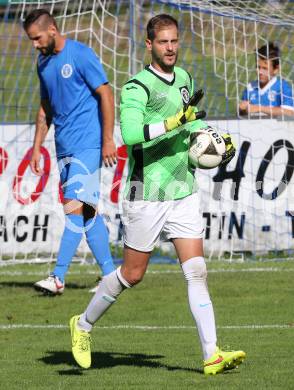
xmin=0 ymin=119 xmax=293 ymax=256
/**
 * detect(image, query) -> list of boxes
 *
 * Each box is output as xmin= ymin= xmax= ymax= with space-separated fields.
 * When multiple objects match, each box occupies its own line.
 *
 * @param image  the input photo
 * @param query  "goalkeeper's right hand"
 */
xmin=164 ymin=89 xmax=206 ymax=132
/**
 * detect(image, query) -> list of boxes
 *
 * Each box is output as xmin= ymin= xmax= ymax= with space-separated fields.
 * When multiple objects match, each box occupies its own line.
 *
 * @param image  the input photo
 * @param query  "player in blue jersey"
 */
xmin=23 ymin=9 xmax=117 ymax=295
xmin=239 ymin=42 xmax=294 ymax=117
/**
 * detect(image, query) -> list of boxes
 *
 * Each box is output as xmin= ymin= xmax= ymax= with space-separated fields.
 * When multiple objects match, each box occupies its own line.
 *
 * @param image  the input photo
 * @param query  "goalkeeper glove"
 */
xmin=220 ymin=133 xmax=236 ymax=165
xmin=164 ymin=89 xmax=206 ymax=132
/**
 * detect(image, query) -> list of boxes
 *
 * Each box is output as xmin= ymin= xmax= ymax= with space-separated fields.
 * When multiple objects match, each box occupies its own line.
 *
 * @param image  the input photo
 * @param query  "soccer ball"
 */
xmin=188 ymin=127 xmax=226 ymax=169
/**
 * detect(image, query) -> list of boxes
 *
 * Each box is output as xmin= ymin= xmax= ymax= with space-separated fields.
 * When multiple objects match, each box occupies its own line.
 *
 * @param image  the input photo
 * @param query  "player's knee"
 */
xmin=182 ymin=256 xmax=207 ymax=282
xmin=125 ymin=271 xmax=144 ymax=286
xmin=121 ymin=267 xmax=145 ymax=286
xmin=100 ymin=267 xmax=132 ymax=298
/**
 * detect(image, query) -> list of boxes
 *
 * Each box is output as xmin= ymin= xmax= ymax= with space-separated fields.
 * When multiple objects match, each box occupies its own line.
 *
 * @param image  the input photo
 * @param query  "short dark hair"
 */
xmin=23 ymin=8 xmax=57 ymax=31
xmin=257 ymin=42 xmax=280 ymax=69
xmin=147 ymin=14 xmax=178 ymax=41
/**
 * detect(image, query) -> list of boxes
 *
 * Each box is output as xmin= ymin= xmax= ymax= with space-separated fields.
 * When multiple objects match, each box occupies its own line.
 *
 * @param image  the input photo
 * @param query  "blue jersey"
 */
xmin=37 ymin=39 xmax=108 ymax=156
xmin=241 ymin=76 xmax=294 ymax=110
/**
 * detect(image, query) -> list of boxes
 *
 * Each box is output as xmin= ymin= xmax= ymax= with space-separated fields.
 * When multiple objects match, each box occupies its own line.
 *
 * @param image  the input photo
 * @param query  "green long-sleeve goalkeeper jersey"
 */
xmin=120 ymin=65 xmax=206 ymax=202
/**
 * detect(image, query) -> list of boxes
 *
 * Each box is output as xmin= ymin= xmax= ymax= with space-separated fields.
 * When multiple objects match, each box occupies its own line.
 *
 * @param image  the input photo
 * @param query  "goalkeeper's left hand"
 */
xmin=164 ymin=89 xmax=206 ymax=132
xmin=220 ymin=133 xmax=236 ymax=165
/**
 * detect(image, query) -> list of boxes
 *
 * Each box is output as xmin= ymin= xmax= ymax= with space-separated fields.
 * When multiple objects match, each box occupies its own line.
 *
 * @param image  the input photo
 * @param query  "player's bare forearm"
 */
xmin=281 ymin=108 xmax=294 ymax=116
xmin=96 ymin=83 xmax=115 ymax=142
xmin=238 ymin=102 xmax=294 ymax=117
xmin=260 ymin=105 xmax=294 ymax=117
xmin=31 ymin=100 xmax=52 ymax=175
xmin=34 ymin=100 xmax=52 ymax=150
xmin=96 ymin=83 xmax=117 ymax=166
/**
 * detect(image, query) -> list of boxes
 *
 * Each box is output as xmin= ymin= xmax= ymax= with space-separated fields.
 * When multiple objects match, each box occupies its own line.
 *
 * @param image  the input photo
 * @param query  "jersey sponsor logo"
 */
xmin=155 ymin=92 xmax=168 ymax=100
xmin=61 ymin=64 xmax=73 ymax=78
xmin=180 ymin=86 xmax=190 ymax=104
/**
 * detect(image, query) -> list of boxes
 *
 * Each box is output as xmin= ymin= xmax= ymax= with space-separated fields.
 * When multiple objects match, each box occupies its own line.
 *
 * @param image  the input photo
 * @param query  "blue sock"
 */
xmin=53 ymin=214 xmax=84 ymax=282
xmin=85 ymin=215 xmax=115 ymax=276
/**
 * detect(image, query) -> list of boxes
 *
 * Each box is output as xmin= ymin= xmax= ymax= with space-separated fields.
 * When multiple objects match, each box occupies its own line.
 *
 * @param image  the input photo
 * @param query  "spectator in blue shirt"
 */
xmin=239 ymin=42 xmax=294 ymax=117
xmin=23 ymin=9 xmax=117 ymax=295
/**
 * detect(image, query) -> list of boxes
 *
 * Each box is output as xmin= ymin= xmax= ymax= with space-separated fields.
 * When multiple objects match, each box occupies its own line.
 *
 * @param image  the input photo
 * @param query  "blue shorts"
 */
xmin=58 ymin=148 xmax=102 ymax=206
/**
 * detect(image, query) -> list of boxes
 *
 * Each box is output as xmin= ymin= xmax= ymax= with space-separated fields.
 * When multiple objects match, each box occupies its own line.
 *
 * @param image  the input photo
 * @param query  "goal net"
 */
xmin=1 ymin=0 xmax=294 ymax=263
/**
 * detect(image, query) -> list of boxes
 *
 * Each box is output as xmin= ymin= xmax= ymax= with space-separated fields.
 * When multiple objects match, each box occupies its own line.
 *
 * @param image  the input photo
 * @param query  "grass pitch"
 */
xmin=0 ymin=260 xmax=294 ymax=389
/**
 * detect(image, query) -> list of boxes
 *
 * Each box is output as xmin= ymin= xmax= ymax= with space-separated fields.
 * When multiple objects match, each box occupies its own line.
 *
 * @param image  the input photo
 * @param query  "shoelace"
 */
xmin=78 ymin=333 xmax=91 ymax=352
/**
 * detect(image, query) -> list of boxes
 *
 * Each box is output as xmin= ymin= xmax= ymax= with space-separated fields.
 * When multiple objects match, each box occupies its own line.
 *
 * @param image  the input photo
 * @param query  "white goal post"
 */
xmin=1 ymin=0 xmax=294 ymax=263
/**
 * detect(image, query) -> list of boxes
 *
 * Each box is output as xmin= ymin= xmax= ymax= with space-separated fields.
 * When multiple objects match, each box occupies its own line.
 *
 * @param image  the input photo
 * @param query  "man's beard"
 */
xmin=152 ymin=49 xmax=178 ymax=73
xmin=39 ymin=38 xmax=56 ymax=56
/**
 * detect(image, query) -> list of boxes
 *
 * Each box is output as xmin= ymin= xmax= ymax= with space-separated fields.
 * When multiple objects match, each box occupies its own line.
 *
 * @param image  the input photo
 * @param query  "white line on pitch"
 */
xmin=0 ymin=324 xmax=292 ymax=330
xmin=148 ymin=268 xmax=294 ymax=274
xmin=0 ymin=267 xmax=293 ymax=276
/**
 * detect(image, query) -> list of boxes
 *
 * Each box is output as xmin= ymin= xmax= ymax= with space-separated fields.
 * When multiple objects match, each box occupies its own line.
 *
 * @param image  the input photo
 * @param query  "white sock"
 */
xmin=181 ymin=257 xmax=217 ymax=360
xmin=78 ymin=267 xmax=131 ymax=332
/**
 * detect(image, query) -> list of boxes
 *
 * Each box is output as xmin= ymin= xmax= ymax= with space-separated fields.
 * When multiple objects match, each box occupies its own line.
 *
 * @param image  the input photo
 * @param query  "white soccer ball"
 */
xmin=188 ymin=127 xmax=226 ymax=169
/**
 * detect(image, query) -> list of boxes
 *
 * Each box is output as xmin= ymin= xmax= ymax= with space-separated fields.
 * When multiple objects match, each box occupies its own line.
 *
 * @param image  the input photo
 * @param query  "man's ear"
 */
xmin=48 ymin=24 xmax=57 ymax=37
xmin=145 ymin=38 xmax=152 ymax=52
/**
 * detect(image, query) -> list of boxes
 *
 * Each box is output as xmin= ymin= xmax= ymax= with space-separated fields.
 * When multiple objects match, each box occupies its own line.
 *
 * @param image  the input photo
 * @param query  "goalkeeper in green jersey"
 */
xmin=69 ymin=14 xmax=245 ymax=375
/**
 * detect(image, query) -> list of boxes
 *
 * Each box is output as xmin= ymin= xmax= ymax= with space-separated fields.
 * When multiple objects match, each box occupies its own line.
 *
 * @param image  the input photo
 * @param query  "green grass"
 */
xmin=0 ymin=260 xmax=294 ymax=389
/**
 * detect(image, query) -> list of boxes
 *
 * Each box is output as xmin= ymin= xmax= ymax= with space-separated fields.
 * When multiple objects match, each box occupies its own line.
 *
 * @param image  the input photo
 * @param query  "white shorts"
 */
xmin=121 ymin=192 xmax=204 ymax=252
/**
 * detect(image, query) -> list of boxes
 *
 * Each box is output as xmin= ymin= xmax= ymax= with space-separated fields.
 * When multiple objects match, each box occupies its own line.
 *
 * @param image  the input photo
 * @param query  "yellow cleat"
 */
xmin=70 ymin=315 xmax=91 ymax=369
xmin=203 ymin=347 xmax=246 ymax=375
